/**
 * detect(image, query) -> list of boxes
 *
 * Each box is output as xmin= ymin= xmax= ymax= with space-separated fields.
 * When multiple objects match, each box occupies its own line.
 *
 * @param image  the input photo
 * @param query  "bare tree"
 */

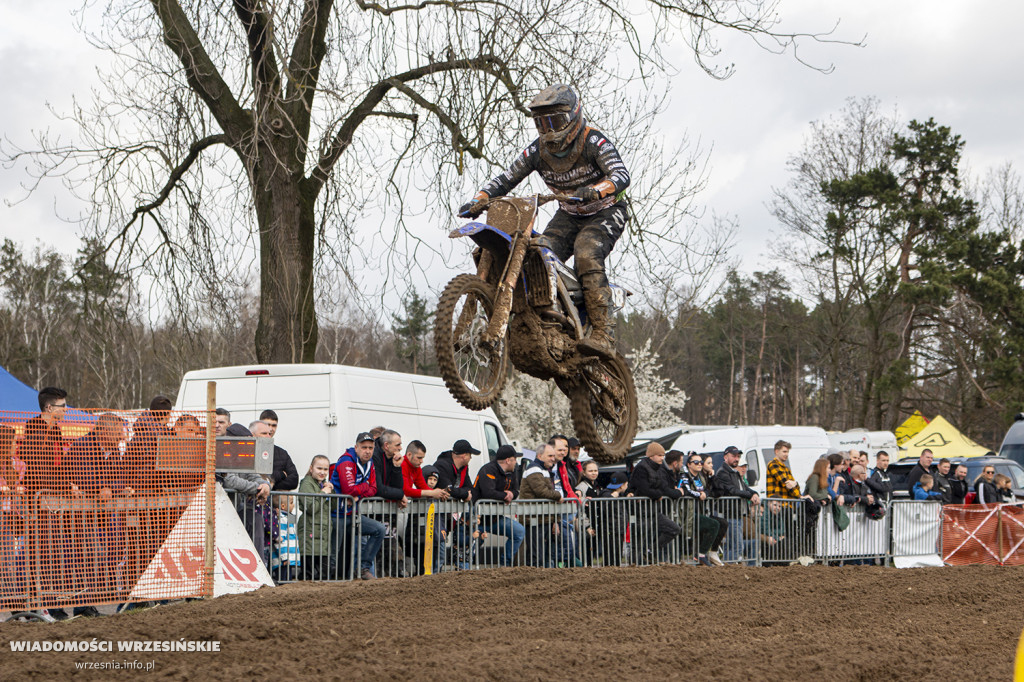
xmin=4 ymin=0 xmax=854 ymax=363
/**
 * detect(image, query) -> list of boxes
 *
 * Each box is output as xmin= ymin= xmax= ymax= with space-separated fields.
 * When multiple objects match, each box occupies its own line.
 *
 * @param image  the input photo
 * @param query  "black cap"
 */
xmin=356 ymin=431 xmax=374 ymax=444
xmin=567 ymin=437 xmax=581 ymax=448
xmin=606 ymin=472 xmax=628 ymax=489
xmin=495 ymin=445 xmax=519 ymax=460
xmin=422 ymin=465 xmax=440 ymax=481
xmin=724 ymin=445 xmax=742 ymax=456
xmin=453 ymin=439 xmax=481 ymax=455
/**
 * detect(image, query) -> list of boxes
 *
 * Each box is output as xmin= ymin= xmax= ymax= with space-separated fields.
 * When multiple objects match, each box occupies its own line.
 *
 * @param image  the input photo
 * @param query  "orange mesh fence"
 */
xmin=0 ymin=408 xmax=214 ymax=612
xmin=942 ymin=503 xmax=1024 ymax=566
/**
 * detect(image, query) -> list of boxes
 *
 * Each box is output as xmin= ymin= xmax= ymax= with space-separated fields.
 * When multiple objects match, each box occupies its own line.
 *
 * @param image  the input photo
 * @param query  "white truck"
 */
xmin=173 ymin=364 xmax=513 ymax=482
xmin=827 ymin=429 xmax=899 ymax=461
xmin=665 ymin=425 xmax=832 ymax=496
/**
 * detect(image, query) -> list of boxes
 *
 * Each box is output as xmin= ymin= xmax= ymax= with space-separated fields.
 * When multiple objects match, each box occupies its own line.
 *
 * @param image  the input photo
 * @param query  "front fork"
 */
xmin=481 ymin=231 xmax=528 ymax=347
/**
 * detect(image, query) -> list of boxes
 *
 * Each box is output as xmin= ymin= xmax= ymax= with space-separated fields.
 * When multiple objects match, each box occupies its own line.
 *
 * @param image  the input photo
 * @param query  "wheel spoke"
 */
xmin=436 ymin=274 xmax=509 ymax=411
xmin=451 ymin=287 xmax=503 ymax=392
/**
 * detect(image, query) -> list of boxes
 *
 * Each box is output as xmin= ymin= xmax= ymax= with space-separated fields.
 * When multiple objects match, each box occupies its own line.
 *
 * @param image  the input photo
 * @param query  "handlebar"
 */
xmin=458 ymin=193 xmax=581 ymax=218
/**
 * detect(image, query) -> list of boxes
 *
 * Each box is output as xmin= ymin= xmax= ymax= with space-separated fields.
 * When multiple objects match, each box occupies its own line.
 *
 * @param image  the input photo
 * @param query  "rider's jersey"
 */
xmin=480 ymin=127 xmax=630 ymax=217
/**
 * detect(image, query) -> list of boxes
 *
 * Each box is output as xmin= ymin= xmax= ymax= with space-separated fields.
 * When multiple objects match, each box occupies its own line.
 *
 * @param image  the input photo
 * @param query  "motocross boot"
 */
xmin=578 ymin=286 xmax=616 ymax=357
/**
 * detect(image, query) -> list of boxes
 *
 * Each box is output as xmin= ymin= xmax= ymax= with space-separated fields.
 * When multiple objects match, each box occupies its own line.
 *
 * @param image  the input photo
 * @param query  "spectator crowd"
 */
xmin=2 ymin=385 xmax=1021 ymax=621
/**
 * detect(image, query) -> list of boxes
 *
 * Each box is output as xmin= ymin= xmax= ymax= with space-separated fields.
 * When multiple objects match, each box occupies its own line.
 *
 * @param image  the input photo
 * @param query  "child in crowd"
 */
xmin=574 ymin=460 xmax=602 ymax=565
xmin=415 ymin=464 xmax=449 ymax=572
xmin=422 ymin=466 xmax=440 ymax=490
xmin=912 ymin=474 xmax=943 ymax=501
xmin=994 ymin=474 xmax=1016 ymax=503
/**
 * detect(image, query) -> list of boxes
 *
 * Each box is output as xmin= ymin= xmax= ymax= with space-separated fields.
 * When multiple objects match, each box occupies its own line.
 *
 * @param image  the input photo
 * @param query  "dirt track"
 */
xmin=2 ymin=565 xmax=1023 ymax=680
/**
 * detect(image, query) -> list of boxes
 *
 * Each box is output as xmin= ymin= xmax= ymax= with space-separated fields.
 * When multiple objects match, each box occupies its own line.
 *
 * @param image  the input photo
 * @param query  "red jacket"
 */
xmin=401 ymin=457 xmax=431 ymax=498
xmin=331 ymin=448 xmax=377 ymax=499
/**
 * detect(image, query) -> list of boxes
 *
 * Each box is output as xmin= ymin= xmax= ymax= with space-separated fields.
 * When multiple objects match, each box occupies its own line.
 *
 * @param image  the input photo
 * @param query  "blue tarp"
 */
xmin=0 ymin=365 xmax=39 ymax=413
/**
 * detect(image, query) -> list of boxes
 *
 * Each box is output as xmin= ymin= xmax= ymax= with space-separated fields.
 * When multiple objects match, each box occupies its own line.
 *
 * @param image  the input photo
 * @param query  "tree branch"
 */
xmin=354 ymin=0 xmax=506 ymax=16
xmin=232 ymin=0 xmax=284 ymax=108
xmin=385 ymin=79 xmax=485 ymax=158
xmin=149 ymin=0 xmax=249 ymax=139
xmin=285 ymin=0 xmax=335 ymax=144
xmin=85 ymin=134 xmax=228 ymax=276
xmin=308 ymin=54 xmax=511 ymax=191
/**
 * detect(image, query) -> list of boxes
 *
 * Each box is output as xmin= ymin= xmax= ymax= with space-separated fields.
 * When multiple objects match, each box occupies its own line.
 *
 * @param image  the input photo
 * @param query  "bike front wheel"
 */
xmin=434 ymin=274 xmax=510 ymax=410
xmin=568 ymin=352 xmax=638 ymax=464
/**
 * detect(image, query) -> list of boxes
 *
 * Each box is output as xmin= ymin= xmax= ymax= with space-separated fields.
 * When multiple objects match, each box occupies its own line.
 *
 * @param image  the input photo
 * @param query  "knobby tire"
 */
xmin=569 ymin=352 xmax=638 ymax=465
xmin=434 ymin=274 xmax=509 ymax=411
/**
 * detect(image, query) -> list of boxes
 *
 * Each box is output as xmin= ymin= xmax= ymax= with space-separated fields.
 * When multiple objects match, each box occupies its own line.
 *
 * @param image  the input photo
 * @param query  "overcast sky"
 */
xmin=2 ymin=0 xmax=1023 ymax=300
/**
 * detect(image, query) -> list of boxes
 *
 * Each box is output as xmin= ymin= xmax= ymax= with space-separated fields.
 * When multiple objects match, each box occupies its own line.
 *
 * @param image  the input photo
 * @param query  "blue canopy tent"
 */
xmin=0 ymin=366 xmax=96 ymax=439
xmin=0 ymin=364 xmax=39 ymax=413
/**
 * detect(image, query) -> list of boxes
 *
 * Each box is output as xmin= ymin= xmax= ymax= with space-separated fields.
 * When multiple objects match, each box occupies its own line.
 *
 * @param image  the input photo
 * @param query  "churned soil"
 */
xmin=2 ymin=565 xmax=1023 ymax=680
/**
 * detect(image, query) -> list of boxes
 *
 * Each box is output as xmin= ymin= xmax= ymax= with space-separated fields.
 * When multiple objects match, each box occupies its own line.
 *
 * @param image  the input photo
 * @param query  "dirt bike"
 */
xmin=434 ymin=194 xmax=638 ymax=464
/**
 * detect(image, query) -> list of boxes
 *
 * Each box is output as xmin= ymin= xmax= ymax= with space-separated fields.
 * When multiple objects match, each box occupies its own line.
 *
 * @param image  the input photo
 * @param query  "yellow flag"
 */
xmin=424 ymin=503 xmax=435 ymax=576
xmin=895 ymin=410 xmax=930 ymax=446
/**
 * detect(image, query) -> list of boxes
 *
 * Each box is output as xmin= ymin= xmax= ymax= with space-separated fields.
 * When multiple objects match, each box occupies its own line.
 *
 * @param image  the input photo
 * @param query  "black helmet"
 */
xmin=528 ymin=84 xmax=585 ymax=156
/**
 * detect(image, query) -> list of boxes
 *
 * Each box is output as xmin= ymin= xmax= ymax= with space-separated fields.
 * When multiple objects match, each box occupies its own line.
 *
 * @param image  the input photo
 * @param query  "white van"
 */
xmin=667 ymin=426 xmax=831 ymax=496
xmin=173 ymin=364 xmax=513 ymax=482
xmin=827 ymin=429 xmax=899 ymax=461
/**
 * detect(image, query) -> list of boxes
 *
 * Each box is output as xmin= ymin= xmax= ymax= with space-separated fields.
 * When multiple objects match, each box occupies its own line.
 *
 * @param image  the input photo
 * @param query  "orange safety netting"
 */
xmin=942 ymin=503 xmax=1024 ymax=566
xmin=0 ymin=408 xmax=215 ymax=612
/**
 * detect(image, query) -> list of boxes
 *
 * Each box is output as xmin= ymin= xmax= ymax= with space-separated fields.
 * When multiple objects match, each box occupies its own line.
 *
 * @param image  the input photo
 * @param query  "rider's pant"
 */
xmin=541 ymin=203 xmax=628 ymax=289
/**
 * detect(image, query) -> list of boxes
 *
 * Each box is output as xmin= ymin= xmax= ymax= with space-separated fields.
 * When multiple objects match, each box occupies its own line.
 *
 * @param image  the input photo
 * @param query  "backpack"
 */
xmin=830 ymin=499 xmax=850 ymax=532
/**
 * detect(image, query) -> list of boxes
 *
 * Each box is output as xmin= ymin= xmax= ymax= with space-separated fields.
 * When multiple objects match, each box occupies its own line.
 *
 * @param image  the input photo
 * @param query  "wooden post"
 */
xmin=204 ymin=381 xmax=216 ymax=596
xmin=998 ymin=504 xmax=1005 ymax=565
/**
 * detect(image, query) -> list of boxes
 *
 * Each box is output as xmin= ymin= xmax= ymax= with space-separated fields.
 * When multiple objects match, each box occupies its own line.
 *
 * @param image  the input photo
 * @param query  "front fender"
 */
xmin=448 ymin=222 xmax=512 ymax=242
xmin=450 ymin=221 xmax=514 ymax=260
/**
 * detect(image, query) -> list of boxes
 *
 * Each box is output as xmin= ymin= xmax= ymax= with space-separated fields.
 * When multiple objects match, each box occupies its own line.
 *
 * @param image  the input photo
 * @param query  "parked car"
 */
xmin=888 ymin=456 xmax=1024 ymax=500
xmin=998 ymin=413 xmax=1024 ymax=470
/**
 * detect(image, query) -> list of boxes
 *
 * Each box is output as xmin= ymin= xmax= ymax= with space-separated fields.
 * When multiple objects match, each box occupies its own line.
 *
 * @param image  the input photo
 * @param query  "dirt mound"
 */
xmin=2 ymin=565 xmax=1022 ymax=680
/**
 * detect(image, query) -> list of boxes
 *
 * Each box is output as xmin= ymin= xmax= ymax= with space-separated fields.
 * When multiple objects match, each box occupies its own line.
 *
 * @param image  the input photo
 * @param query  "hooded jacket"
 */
xmin=629 ymin=457 xmax=682 ymax=501
xmin=434 ymin=450 xmax=473 ymax=501
xmin=474 ymin=460 xmax=519 ymax=503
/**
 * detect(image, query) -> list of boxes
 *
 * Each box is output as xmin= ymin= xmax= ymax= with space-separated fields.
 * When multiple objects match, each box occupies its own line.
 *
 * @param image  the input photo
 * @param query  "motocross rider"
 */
xmin=458 ymin=84 xmax=631 ymax=355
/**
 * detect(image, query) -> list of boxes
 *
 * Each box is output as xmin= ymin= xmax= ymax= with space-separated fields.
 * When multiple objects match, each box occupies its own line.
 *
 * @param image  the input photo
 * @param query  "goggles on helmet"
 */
xmin=534 ymin=112 xmax=573 ymax=134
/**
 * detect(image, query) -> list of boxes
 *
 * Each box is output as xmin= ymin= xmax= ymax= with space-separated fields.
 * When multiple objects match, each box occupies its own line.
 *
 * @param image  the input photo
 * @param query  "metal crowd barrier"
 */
xmin=509 ymin=499 xmax=582 ymax=568
xmin=474 ymin=500 xmax=526 ymax=568
xmin=889 ymin=500 xmax=943 ymax=566
xmin=752 ymin=498 xmax=811 ymax=566
xmin=208 ymin=488 xmax=1023 ymax=581
xmin=814 ymin=503 xmax=888 ymax=565
xmin=226 ymin=489 xmax=357 ymax=582
xmin=354 ymin=497 xmax=474 ymax=577
xmin=569 ymin=496 xmax=656 ymax=567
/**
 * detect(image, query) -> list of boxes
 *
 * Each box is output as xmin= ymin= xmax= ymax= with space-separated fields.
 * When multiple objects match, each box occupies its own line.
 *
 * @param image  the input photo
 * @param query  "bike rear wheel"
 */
xmin=435 ymin=274 xmax=509 ymax=410
xmin=568 ymin=352 xmax=638 ymax=464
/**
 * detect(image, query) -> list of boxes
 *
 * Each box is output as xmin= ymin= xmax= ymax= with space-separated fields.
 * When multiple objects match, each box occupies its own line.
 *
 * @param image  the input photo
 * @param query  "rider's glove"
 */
xmin=458 ymin=193 xmax=488 ymax=219
xmin=573 ymin=186 xmax=601 ymax=203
